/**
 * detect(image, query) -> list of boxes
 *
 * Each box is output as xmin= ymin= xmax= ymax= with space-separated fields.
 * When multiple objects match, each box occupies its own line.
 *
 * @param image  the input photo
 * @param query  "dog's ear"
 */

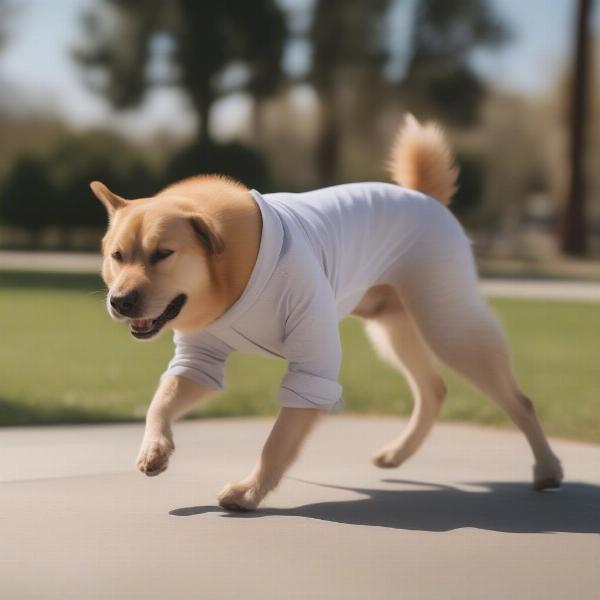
xmin=90 ymin=181 xmax=127 ymax=215
xmin=189 ymin=216 xmax=225 ymax=256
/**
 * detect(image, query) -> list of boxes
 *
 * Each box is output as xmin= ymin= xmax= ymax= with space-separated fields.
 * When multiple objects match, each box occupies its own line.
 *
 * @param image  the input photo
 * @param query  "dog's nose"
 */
xmin=110 ymin=291 xmax=139 ymax=316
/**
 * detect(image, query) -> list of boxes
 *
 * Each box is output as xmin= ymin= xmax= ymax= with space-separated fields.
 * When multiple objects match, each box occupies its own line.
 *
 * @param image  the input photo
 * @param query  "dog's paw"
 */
xmin=372 ymin=448 xmax=402 ymax=469
xmin=533 ymin=459 xmax=564 ymax=491
xmin=136 ymin=436 xmax=174 ymax=477
xmin=217 ymin=481 xmax=260 ymax=512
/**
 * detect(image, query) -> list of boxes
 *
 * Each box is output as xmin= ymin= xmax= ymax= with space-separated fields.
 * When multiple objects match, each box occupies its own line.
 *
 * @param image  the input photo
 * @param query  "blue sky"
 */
xmin=0 ymin=0 xmax=598 ymax=138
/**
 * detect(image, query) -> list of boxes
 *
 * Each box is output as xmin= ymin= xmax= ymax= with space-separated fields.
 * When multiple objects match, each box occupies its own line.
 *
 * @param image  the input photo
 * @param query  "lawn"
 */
xmin=0 ymin=270 xmax=598 ymax=443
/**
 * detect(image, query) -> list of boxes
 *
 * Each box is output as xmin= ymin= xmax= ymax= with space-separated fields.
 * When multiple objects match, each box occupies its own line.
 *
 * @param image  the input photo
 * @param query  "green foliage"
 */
xmin=310 ymin=0 xmax=390 ymax=83
xmin=402 ymin=0 xmax=510 ymax=124
xmin=74 ymin=0 xmax=162 ymax=110
xmin=0 ymin=157 xmax=56 ymax=233
xmin=74 ymin=0 xmax=287 ymax=143
xmin=0 ymin=132 xmax=159 ymax=232
xmin=0 ymin=131 xmax=272 ymax=236
xmin=164 ymin=140 xmax=270 ymax=191
xmin=49 ymin=134 xmax=158 ymax=227
xmin=308 ymin=0 xmax=509 ymax=183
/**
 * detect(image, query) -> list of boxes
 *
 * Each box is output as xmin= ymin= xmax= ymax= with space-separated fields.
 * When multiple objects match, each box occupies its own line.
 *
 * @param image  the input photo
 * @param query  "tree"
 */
xmin=400 ymin=0 xmax=509 ymax=125
xmin=0 ymin=131 xmax=159 ymax=241
xmin=49 ymin=132 xmax=158 ymax=228
xmin=164 ymin=140 xmax=269 ymax=191
xmin=309 ymin=0 xmax=391 ymax=185
xmin=561 ymin=0 xmax=594 ymax=256
xmin=0 ymin=157 xmax=56 ymax=244
xmin=308 ymin=0 xmax=508 ymax=185
xmin=244 ymin=2 xmax=287 ymax=140
xmin=74 ymin=0 xmax=287 ymax=145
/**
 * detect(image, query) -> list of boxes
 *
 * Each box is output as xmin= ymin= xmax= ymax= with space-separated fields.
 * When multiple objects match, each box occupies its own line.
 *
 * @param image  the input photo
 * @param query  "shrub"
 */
xmin=164 ymin=140 xmax=270 ymax=191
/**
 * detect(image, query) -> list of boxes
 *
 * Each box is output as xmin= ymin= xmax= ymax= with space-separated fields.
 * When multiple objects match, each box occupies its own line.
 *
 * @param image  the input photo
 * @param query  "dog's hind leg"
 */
xmin=361 ymin=293 xmax=447 ymax=469
xmin=396 ymin=248 xmax=563 ymax=490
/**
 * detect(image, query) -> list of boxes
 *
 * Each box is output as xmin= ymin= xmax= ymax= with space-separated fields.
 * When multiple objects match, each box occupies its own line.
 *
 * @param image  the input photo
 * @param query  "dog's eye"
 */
xmin=111 ymin=250 xmax=123 ymax=262
xmin=151 ymin=249 xmax=174 ymax=264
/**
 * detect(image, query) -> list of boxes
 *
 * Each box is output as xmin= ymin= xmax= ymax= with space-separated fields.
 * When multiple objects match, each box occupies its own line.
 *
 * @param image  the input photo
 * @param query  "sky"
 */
xmin=0 ymin=0 xmax=598 ymax=139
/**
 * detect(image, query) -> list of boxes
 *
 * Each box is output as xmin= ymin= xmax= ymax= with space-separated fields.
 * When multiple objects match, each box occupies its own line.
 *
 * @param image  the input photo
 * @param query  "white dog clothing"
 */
xmin=163 ymin=182 xmax=471 ymax=411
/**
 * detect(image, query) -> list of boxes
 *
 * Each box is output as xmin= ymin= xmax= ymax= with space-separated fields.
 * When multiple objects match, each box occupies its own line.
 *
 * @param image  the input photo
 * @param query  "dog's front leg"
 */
xmin=137 ymin=375 xmax=213 ymax=476
xmin=218 ymin=407 xmax=320 ymax=511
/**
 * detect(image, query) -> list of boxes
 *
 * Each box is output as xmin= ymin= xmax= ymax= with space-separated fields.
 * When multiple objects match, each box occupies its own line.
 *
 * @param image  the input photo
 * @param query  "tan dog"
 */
xmin=92 ymin=116 xmax=563 ymax=511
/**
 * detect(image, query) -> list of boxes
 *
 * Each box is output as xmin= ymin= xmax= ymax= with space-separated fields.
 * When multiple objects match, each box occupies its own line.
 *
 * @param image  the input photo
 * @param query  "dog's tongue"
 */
xmin=131 ymin=318 xmax=153 ymax=332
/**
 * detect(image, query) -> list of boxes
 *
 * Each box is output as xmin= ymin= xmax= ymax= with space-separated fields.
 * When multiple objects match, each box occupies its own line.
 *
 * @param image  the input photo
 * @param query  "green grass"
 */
xmin=0 ymin=270 xmax=598 ymax=443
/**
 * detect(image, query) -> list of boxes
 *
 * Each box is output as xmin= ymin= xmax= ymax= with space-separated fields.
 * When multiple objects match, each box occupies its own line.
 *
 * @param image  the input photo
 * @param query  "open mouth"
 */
xmin=129 ymin=294 xmax=187 ymax=339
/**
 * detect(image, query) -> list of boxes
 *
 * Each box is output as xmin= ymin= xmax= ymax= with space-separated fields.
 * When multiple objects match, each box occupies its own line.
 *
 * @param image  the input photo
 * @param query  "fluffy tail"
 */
xmin=386 ymin=114 xmax=459 ymax=206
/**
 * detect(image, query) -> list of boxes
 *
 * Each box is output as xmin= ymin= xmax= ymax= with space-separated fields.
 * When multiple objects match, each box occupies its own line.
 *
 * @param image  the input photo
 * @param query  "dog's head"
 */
xmin=91 ymin=180 xmax=227 ymax=340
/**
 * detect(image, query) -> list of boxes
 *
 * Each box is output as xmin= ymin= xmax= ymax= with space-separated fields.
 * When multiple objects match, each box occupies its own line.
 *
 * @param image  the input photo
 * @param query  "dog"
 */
xmin=91 ymin=115 xmax=563 ymax=511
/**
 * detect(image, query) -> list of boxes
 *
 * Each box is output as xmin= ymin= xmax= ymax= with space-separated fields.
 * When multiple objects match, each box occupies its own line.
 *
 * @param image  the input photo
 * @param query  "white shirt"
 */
xmin=163 ymin=182 xmax=466 ymax=411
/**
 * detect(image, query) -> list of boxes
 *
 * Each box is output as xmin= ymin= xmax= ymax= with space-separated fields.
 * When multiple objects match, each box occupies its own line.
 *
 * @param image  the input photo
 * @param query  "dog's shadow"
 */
xmin=170 ymin=479 xmax=600 ymax=534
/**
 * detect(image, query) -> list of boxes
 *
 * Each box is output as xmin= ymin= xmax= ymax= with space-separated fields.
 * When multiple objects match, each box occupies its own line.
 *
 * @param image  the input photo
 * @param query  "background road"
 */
xmin=1 ymin=417 xmax=599 ymax=599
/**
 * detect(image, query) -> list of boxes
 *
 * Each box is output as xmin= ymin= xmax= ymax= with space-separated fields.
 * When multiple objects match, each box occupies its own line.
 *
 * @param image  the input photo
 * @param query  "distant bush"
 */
xmin=0 ymin=132 xmax=158 ymax=237
xmin=0 ymin=157 xmax=57 ymax=240
xmin=164 ymin=140 xmax=270 ymax=191
xmin=0 ymin=134 xmax=271 ymax=249
xmin=49 ymin=134 xmax=158 ymax=228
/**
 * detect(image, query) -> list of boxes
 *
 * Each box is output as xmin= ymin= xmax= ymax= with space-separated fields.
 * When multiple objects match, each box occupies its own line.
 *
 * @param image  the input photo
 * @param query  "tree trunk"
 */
xmin=316 ymin=86 xmax=340 ymax=186
xmin=561 ymin=0 xmax=593 ymax=256
xmin=194 ymin=91 xmax=213 ymax=146
xmin=251 ymin=98 xmax=265 ymax=146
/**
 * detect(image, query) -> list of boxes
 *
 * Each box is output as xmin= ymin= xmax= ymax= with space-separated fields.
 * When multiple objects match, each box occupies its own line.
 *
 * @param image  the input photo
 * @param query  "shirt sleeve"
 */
xmin=279 ymin=273 xmax=343 ymax=413
xmin=162 ymin=330 xmax=233 ymax=391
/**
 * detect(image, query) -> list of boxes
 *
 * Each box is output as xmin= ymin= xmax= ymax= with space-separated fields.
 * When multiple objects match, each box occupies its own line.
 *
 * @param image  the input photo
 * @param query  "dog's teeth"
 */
xmin=132 ymin=319 xmax=152 ymax=330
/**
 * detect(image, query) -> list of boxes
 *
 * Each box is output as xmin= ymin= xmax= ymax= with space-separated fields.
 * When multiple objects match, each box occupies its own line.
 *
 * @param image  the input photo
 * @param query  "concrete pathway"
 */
xmin=1 ymin=417 xmax=599 ymax=599
xmin=0 ymin=250 xmax=102 ymax=273
xmin=479 ymin=278 xmax=600 ymax=302
xmin=2 ymin=250 xmax=600 ymax=301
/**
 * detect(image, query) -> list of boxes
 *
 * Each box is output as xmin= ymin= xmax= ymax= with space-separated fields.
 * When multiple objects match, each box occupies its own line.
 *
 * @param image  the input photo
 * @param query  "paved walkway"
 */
xmin=2 ymin=250 xmax=600 ymax=301
xmin=1 ymin=417 xmax=599 ymax=599
xmin=479 ymin=278 xmax=600 ymax=301
xmin=0 ymin=250 xmax=102 ymax=273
